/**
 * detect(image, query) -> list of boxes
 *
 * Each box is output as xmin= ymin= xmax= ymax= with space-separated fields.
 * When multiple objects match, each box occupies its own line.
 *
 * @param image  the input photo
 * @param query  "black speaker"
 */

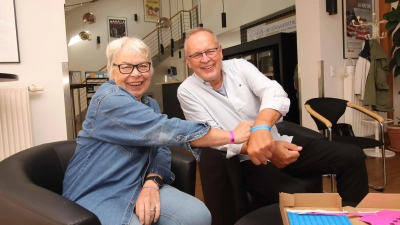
xmin=170 ymin=38 xmax=174 ymax=49
xmin=97 ymin=36 xmax=100 ymax=44
xmin=199 ymin=23 xmax=203 ymax=27
xmin=160 ymin=44 xmax=164 ymax=55
xmin=221 ymin=12 xmax=226 ymax=28
xmin=326 ymin=0 xmax=337 ymax=15
xmin=134 ymin=14 xmax=138 ymax=21
xmin=171 ymin=48 xmax=174 ymax=57
xmin=179 ymin=50 xmax=182 ymax=58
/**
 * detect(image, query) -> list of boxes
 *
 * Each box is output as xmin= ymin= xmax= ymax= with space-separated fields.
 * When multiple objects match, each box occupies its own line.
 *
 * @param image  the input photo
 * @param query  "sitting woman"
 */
xmin=62 ymin=37 xmax=251 ymax=225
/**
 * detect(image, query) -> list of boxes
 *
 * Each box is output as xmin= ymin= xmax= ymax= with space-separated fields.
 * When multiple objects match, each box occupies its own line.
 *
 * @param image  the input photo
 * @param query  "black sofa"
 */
xmin=198 ymin=121 xmax=327 ymax=225
xmin=0 ymin=140 xmax=196 ymax=225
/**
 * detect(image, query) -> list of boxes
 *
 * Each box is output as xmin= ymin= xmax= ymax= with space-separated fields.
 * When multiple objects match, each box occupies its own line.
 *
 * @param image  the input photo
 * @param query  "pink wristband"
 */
xmin=229 ymin=131 xmax=235 ymax=144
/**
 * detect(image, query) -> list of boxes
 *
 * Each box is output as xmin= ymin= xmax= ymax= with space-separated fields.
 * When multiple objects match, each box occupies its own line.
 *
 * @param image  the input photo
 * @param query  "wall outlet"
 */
xmin=330 ymin=66 xmax=336 ymax=77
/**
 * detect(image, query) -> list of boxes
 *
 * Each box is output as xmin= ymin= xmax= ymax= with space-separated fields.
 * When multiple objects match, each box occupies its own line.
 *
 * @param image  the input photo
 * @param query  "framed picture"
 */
xmin=342 ymin=0 xmax=374 ymax=59
xmin=144 ymin=0 xmax=161 ymax=23
xmin=0 ymin=0 xmax=20 ymax=63
xmin=108 ymin=17 xmax=127 ymax=42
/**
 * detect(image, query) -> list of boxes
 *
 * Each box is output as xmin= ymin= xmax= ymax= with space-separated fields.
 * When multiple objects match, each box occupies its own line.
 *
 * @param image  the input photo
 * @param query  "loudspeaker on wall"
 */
xmin=326 ymin=0 xmax=337 ymax=15
xmin=134 ymin=14 xmax=138 ymax=21
xmin=97 ymin=36 xmax=100 ymax=44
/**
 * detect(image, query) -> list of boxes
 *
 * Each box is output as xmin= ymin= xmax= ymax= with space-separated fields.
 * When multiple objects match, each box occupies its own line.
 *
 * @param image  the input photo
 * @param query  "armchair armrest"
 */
xmin=0 ymin=160 xmax=101 ymax=225
xmin=170 ymin=150 xmax=196 ymax=196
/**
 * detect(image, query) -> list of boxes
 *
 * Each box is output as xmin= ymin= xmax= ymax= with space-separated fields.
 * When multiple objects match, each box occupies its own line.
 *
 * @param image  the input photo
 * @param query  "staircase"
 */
xmin=142 ymin=5 xmax=200 ymax=67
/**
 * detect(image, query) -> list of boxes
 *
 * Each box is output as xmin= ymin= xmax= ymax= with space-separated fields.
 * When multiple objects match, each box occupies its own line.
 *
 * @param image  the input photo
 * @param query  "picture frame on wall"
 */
xmin=144 ymin=0 xmax=161 ymax=23
xmin=342 ymin=0 xmax=374 ymax=59
xmin=108 ymin=17 xmax=127 ymax=42
xmin=0 ymin=0 xmax=20 ymax=63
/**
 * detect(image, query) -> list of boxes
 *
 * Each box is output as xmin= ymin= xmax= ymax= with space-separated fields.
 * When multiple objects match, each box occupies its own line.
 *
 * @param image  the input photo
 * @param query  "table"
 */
xmin=234 ymin=202 xmax=357 ymax=225
xmin=0 ymin=73 xmax=19 ymax=82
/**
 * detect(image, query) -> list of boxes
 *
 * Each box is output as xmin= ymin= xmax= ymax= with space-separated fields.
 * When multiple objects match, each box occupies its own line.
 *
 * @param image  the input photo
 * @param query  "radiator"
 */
xmin=0 ymin=87 xmax=33 ymax=161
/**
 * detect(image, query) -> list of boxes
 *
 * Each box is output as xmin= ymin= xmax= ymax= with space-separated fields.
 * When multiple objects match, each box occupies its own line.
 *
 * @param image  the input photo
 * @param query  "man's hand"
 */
xmin=246 ymin=130 xmax=275 ymax=165
xmin=269 ymin=141 xmax=302 ymax=168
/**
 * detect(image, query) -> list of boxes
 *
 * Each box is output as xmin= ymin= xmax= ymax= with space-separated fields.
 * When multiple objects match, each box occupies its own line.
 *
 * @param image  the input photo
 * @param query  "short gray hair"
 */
xmin=106 ymin=37 xmax=154 ymax=80
xmin=184 ymin=27 xmax=219 ymax=55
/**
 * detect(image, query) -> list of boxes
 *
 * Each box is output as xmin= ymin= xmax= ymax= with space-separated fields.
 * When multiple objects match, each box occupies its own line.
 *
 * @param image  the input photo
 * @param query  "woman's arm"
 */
xmin=189 ymin=121 xmax=252 ymax=147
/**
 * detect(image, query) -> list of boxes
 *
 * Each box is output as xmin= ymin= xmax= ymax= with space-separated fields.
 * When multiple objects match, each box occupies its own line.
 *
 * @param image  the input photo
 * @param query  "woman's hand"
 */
xmin=135 ymin=181 xmax=161 ymax=225
xmin=232 ymin=121 xmax=253 ymax=144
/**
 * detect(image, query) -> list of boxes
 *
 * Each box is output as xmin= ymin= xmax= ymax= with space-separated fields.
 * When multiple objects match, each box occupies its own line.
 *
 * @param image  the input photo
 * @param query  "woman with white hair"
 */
xmin=62 ymin=37 xmax=251 ymax=225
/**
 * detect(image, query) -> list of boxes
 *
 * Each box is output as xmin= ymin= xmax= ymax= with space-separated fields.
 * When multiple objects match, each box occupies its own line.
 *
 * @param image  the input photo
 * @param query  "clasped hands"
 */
xmin=242 ymin=129 xmax=302 ymax=167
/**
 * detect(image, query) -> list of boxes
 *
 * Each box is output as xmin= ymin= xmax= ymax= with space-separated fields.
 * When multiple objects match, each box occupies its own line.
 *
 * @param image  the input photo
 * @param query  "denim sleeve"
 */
xmin=86 ymin=89 xmax=209 ymax=160
xmin=147 ymin=99 xmax=174 ymax=183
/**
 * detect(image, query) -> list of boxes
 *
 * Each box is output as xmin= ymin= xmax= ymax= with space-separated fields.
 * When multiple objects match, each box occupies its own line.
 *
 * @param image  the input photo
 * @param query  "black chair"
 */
xmin=198 ymin=121 xmax=326 ymax=225
xmin=305 ymin=97 xmax=386 ymax=191
xmin=0 ymin=140 xmax=197 ymax=225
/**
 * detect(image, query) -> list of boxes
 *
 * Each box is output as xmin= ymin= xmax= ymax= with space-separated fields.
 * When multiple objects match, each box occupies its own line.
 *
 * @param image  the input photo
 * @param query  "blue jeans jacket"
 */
xmin=62 ymin=80 xmax=210 ymax=225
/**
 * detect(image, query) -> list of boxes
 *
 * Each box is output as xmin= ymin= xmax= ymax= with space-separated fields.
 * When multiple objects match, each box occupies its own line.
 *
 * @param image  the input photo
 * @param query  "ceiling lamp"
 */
xmin=221 ymin=0 xmax=226 ymax=28
xmin=156 ymin=0 xmax=171 ymax=29
xmin=83 ymin=12 xmax=96 ymax=24
xmin=79 ymin=31 xmax=92 ymax=40
xmin=156 ymin=17 xmax=171 ymax=29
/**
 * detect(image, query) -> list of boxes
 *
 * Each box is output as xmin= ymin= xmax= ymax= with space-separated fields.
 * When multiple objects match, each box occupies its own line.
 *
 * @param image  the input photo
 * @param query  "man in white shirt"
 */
xmin=177 ymin=27 xmax=368 ymax=205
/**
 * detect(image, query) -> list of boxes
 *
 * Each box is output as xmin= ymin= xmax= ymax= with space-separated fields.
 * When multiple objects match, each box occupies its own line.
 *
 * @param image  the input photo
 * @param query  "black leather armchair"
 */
xmin=198 ymin=121 xmax=327 ymax=225
xmin=0 ymin=140 xmax=196 ymax=225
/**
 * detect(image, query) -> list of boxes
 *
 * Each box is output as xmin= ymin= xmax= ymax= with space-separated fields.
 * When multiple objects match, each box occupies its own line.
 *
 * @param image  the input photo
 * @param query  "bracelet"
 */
xmin=250 ymin=125 xmax=271 ymax=133
xmin=229 ymin=131 xmax=235 ymax=144
xmin=142 ymin=186 xmax=159 ymax=191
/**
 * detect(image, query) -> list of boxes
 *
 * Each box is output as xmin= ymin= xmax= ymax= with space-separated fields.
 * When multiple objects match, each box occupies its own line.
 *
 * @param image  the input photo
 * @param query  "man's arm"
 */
xmin=242 ymin=109 xmax=280 ymax=165
xmin=177 ymin=84 xmax=244 ymax=158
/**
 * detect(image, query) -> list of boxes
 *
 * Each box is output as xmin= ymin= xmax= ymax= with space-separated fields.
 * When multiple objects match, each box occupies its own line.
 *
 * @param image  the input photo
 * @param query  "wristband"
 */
xmin=229 ymin=131 xmax=235 ymax=144
xmin=250 ymin=125 xmax=271 ymax=133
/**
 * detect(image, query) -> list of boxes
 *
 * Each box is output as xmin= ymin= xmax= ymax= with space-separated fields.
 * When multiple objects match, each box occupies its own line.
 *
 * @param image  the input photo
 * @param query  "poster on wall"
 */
xmin=342 ymin=0 xmax=374 ymax=59
xmin=0 ymin=0 xmax=20 ymax=63
xmin=144 ymin=0 xmax=160 ymax=23
xmin=108 ymin=17 xmax=127 ymax=42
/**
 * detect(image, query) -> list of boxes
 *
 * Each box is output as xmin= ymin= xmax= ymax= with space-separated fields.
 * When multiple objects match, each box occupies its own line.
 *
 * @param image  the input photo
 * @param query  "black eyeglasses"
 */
xmin=188 ymin=47 xmax=219 ymax=60
xmin=113 ymin=62 xmax=151 ymax=74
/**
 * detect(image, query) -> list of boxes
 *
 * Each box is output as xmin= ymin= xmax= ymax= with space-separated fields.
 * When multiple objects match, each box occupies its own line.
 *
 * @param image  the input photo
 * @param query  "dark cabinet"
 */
xmin=223 ymin=33 xmax=299 ymax=124
xmin=159 ymin=82 xmax=185 ymax=120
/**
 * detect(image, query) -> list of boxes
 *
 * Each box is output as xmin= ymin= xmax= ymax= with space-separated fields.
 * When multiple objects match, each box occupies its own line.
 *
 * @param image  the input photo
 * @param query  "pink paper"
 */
xmin=360 ymin=210 xmax=400 ymax=225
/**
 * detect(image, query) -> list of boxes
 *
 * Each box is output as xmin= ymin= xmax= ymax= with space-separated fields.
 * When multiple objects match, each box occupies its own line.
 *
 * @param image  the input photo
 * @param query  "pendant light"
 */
xmin=156 ymin=0 xmax=171 ymax=30
xmin=198 ymin=0 xmax=203 ymax=27
xmin=83 ymin=3 xmax=96 ymax=24
xmin=221 ymin=0 xmax=226 ymax=28
xmin=79 ymin=3 xmax=91 ymax=40
xmin=83 ymin=12 xmax=96 ymax=24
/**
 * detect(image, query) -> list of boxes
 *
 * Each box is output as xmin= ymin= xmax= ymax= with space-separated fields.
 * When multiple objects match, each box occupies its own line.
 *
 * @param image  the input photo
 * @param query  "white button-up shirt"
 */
xmin=178 ymin=58 xmax=293 ymax=160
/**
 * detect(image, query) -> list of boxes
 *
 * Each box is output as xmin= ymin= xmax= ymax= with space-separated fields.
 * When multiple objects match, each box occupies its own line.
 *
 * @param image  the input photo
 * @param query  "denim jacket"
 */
xmin=62 ymin=80 xmax=210 ymax=225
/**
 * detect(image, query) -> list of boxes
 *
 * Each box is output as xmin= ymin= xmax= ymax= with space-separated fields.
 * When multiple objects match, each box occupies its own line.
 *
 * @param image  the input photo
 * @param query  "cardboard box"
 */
xmin=279 ymin=192 xmax=400 ymax=225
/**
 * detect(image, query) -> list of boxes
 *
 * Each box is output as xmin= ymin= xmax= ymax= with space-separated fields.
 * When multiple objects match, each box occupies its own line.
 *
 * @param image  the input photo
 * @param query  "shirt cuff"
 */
xmin=226 ymin=143 xmax=243 ymax=158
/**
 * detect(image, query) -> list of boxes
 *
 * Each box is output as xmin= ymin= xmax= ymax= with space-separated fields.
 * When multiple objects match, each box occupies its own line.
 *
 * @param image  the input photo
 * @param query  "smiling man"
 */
xmin=177 ymin=27 xmax=369 ymax=205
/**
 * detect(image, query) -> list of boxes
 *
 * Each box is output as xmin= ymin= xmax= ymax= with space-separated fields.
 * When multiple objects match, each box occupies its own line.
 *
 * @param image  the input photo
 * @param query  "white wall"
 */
xmin=0 ymin=0 xmax=69 ymax=146
xmin=296 ymin=0 xmax=369 ymax=130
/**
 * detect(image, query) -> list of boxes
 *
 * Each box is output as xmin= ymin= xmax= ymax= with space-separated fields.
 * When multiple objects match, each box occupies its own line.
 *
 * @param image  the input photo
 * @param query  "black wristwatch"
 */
xmin=145 ymin=176 xmax=163 ymax=188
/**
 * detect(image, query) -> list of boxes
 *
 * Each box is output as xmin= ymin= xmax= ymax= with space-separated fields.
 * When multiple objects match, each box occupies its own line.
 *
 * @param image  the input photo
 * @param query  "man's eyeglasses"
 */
xmin=113 ymin=62 xmax=151 ymax=74
xmin=188 ymin=47 xmax=219 ymax=60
